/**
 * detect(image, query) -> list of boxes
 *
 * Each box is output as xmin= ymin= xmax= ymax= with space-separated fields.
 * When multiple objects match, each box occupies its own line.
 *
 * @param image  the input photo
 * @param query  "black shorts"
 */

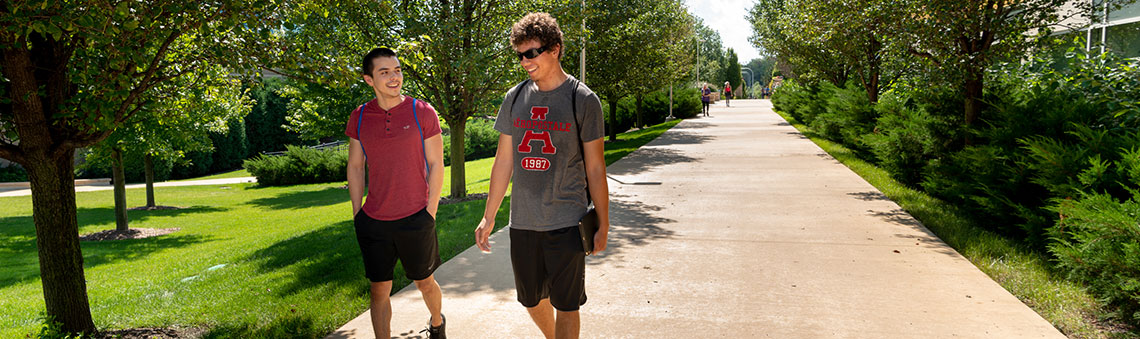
xmin=510 ymin=226 xmax=587 ymax=311
xmin=353 ymin=208 xmax=441 ymax=282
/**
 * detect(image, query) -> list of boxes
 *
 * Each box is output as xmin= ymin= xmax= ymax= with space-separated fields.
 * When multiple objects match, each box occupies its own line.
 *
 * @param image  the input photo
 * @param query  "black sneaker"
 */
xmin=421 ymin=314 xmax=445 ymax=339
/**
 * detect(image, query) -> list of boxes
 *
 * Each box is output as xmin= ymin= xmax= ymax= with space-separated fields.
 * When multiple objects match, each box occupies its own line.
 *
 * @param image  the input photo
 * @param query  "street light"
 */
xmin=580 ymin=0 xmax=586 ymax=81
xmin=740 ymin=68 xmax=753 ymax=98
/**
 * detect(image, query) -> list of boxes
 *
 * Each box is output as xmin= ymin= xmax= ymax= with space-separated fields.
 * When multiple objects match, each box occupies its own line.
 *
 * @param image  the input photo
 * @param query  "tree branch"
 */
xmin=0 ymin=143 xmax=26 ymax=165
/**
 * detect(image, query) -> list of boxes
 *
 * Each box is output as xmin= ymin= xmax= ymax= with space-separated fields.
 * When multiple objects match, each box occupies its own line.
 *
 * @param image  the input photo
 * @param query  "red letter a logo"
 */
xmin=518 ymin=130 xmax=556 ymax=154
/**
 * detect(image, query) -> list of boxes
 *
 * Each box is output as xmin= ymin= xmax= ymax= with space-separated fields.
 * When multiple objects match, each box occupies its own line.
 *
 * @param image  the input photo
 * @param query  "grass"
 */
xmin=172 ymin=169 xmax=252 ymax=182
xmin=0 ymin=119 xmax=683 ymax=338
xmin=774 ymin=111 xmax=1133 ymax=339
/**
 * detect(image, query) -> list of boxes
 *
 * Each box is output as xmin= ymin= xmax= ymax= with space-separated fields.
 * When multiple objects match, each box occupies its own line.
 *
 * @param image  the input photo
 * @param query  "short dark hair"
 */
xmin=361 ymin=47 xmax=398 ymax=75
xmin=510 ymin=13 xmax=563 ymax=57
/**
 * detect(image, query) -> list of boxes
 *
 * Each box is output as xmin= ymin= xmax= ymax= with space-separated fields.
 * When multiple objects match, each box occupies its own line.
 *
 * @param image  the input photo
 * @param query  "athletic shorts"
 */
xmin=510 ymin=226 xmax=587 ymax=311
xmin=353 ymin=208 xmax=441 ymax=282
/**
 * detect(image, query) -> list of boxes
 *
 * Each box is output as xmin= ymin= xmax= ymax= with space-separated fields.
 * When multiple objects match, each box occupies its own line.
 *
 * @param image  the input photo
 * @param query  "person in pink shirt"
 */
xmin=345 ymin=47 xmax=447 ymax=339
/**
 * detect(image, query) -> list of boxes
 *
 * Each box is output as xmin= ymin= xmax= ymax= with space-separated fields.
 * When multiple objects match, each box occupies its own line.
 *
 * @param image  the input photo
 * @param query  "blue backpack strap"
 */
xmin=411 ymin=98 xmax=430 ymax=180
xmin=356 ymin=103 xmax=367 ymax=161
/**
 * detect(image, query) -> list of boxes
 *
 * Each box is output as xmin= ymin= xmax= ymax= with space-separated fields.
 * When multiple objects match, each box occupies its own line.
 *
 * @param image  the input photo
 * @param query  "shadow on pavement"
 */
xmin=669 ymin=121 xmax=712 ymax=130
xmin=647 ymin=130 xmax=713 ymax=147
xmin=606 ymin=148 xmax=698 ymax=177
xmin=588 ymin=194 xmax=676 ymax=264
xmin=848 ymin=191 xmax=890 ymax=201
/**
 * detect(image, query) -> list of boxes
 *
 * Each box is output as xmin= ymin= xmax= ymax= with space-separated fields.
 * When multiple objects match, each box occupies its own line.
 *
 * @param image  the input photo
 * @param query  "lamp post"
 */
xmin=580 ymin=0 xmax=586 ymax=81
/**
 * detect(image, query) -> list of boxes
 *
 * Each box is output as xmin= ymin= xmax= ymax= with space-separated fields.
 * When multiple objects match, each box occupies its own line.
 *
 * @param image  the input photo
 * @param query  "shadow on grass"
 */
xmin=244 ymin=197 xmax=510 ymax=300
xmin=200 ymin=313 xmax=321 ymax=339
xmin=0 ymin=233 xmax=212 ymax=289
xmin=0 ymin=206 xmax=223 ymax=289
xmin=246 ymin=220 xmax=364 ymax=298
xmin=246 ymin=187 xmax=348 ymax=210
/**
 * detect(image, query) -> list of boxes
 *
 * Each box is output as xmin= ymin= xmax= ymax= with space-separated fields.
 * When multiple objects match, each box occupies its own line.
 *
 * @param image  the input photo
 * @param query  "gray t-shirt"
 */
xmin=494 ymin=76 xmax=605 ymax=231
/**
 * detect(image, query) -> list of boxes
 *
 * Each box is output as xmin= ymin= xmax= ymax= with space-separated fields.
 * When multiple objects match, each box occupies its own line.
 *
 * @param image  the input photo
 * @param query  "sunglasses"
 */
xmin=516 ymin=45 xmax=550 ymax=60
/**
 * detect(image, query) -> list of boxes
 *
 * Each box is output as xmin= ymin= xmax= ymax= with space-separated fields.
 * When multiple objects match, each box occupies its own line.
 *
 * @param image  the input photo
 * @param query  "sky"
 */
xmin=684 ymin=0 xmax=762 ymax=63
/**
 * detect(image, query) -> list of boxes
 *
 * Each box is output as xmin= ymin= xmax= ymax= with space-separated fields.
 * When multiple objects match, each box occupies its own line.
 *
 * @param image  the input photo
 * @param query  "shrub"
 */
xmin=810 ymin=81 xmax=876 ymax=153
xmin=443 ymin=118 xmax=498 ymax=166
xmin=863 ymin=91 xmax=942 ymax=186
xmin=1050 ymin=191 xmax=1140 ymax=326
xmin=0 ymin=163 xmax=27 ymax=182
xmin=771 ymin=80 xmax=833 ymax=126
xmin=243 ymin=145 xmax=347 ymax=186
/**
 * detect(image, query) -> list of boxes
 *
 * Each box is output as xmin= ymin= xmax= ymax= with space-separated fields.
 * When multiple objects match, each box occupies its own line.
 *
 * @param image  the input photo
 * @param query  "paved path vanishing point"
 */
xmin=328 ymin=99 xmax=1064 ymax=338
xmin=0 ymin=177 xmax=257 ymax=198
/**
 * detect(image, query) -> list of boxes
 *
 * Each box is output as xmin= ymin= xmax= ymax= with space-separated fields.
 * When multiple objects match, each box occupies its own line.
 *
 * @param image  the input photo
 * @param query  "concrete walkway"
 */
xmin=327 ymin=100 xmax=1064 ymax=338
xmin=0 ymin=177 xmax=257 ymax=197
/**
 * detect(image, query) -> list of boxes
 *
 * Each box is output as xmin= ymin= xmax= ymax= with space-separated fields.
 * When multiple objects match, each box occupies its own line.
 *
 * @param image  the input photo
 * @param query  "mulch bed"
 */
xmin=127 ymin=205 xmax=183 ymax=211
xmin=79 ymin=228 xmax=180 ymax=242
xmin=440 ymin=193 xmax=487 ymax=205
xmin=91 ymin=326 xmax=205 ymax=339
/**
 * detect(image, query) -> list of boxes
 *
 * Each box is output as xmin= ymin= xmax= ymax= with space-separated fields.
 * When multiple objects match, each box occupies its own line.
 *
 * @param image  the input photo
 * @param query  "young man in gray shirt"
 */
xmin=474 ymin=12 xmax=610 ymax=339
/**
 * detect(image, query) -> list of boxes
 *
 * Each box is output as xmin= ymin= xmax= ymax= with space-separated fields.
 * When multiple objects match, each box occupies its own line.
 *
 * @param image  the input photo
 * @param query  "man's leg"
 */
xmin=555 ymin=310 xmax=580 ymax=339
xmin=369 ymin=281 xmax=394 ymax=338
xmin=525 ymin=298 xmax=557 ymax=339
xmin=414 ymin=275 xmax=444 ymax=327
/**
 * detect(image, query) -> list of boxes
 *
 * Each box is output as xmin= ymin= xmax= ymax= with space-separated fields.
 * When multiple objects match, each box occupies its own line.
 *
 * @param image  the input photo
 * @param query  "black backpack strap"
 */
xmin=568 ymin=79 xmax=590 ymax=206
xmin=510 ymin=79 xmax=530 ymax=110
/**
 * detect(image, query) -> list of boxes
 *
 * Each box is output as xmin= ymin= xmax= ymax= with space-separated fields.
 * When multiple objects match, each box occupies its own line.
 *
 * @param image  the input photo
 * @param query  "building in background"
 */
xmin=1055 ymin=1 xmax=1140 ymax=58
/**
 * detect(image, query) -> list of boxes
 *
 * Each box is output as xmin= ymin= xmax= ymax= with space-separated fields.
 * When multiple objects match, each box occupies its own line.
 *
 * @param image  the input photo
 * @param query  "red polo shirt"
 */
xmin=345 ymin=97 xmax=442 ymax=221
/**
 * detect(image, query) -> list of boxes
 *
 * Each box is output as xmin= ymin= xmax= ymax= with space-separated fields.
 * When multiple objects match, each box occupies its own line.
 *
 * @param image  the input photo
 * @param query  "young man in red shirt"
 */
xmin=345 ymin=47 xmax=447 ymax=339
xmin=475 ymin=13 xmax=611 ymax=339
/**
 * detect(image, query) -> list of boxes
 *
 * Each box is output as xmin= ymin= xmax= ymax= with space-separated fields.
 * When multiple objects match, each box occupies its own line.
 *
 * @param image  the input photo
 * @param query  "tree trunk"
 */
xmin=963 ymin=64 xmax=983 ymax=127
xmin=448 ymin=118 xmax=467 ymax=199
xmin=608 ymin=99 xmax=619 ymax=142
xmin=144 ymin=153 xmax=155 ymax=208
xmin=24 ymin=149 xmax=96 ymax=334
xmin=635 ymin=94 xmax=644 ymax=129
xmin=111 ymin=148 xmax=129 ymax=231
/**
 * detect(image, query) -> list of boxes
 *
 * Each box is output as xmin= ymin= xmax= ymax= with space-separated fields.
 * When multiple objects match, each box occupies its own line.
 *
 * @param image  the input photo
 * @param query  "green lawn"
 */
xmin=172 ymin=169 xmax=252 ymax=182
xmin=774 ymin=111 xmax=1133 ymax=338
xmin=0 ymin=119 xmax=683 ymax=338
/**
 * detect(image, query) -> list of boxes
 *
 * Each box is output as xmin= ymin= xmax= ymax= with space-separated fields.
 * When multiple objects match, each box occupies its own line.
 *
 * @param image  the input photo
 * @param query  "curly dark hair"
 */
xmin=510 ymin=12 xmax=563 ymax=57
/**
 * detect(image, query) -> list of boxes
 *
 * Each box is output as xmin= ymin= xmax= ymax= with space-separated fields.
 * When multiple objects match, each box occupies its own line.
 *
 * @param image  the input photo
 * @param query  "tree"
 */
xmin=622 ymin=0 xmax=693 ymax=129
xmin=743 ymin=57 xmax=776 ymax=87
xmin=793 ymin=0 xmax=905 ymax=103
xmin=898 ymin=0 xmax=1100 ymax=125
xmin=92 ymin=64 xmax=251 ymax=230
xmin=748 ymin=0 xmax=852 ymax=86
xmin=399 ymin=0 xmax=536 ymax=199
xmin=584 ymin=0 xmax=661 ymax=141
xmin=0 ymin=1 xmax=275 ymax=333
xmin=693 ymin=19 xmax=726 ymax=86
xmin=723 ymin=48 xmax=742 ymax=91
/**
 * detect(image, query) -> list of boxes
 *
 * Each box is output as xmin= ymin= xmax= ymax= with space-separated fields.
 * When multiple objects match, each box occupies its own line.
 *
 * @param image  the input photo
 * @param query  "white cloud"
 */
xmin=684 ymin=0 xmax=763 ymax=63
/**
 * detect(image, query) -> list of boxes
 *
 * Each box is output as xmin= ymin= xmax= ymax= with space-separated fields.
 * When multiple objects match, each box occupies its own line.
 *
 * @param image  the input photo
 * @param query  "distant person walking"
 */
xmin=700 ymin=84 xmax=711 ymax=117
xmin=724 ymin=81 xmax=732 ymax=107
xmin=475 ymin=12 xmax=610 ymax=339
xmin=345 ymin=47 xmax=448 ymax=339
